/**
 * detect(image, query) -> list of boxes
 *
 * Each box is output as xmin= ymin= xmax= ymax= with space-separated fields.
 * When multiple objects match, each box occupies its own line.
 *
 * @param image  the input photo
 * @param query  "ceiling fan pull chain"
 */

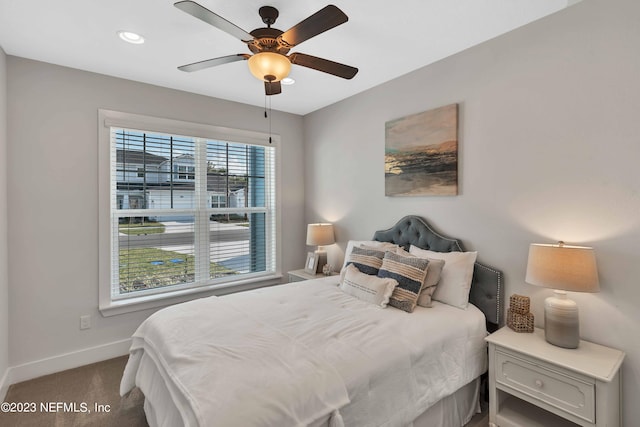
xmin=269 ymin=96 xmax=273 ymax=144
xmin=264 ymin=93 xmax=272 ymax=144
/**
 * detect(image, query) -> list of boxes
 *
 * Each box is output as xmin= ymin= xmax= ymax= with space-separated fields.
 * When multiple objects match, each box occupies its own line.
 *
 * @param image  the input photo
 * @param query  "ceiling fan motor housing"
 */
xmin=248 ymin=28 xmax=290 ymax=55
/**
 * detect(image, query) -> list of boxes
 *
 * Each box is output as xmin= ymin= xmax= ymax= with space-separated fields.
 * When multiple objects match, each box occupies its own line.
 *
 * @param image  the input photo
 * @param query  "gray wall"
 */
xmin=6 ymin=57 xmax=305 ymax=366
xmin=0 ymin=46 xmax=8 ymax=393
xmin=304 ymin=0 xmax=640 ymax=424
xmin=3 ymin=0 xmax=639 ymax=422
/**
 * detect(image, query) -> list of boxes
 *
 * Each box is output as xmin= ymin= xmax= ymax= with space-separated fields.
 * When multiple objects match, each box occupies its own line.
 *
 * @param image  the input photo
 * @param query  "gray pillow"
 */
xmin=417 ymin=258 xmax=445 ymax=307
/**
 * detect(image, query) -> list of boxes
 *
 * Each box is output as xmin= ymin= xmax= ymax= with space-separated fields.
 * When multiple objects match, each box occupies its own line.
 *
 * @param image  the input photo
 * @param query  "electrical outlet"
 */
xmin=80 ymin=315 xmax=91 ymax=330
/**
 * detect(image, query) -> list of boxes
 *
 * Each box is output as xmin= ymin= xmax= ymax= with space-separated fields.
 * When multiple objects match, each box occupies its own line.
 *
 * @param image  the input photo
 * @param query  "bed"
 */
xmin=120 ymin=215 xmax=504 ymax=427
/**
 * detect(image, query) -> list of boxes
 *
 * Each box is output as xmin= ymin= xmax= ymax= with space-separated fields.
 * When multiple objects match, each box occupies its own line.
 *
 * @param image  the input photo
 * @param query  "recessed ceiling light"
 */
xmin=281 ymin=77 xmax=295 ymax=85
xmin=117 ymin=30 xmax=145 ymax=44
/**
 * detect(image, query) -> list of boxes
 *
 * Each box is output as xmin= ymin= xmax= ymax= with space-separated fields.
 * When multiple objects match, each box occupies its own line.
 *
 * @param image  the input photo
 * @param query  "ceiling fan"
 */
xmin=174 ymin=1 xmax=359 ymax=96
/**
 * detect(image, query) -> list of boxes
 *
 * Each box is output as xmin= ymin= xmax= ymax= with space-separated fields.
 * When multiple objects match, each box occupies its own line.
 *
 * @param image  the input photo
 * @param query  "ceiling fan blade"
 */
xmin=174 ymin=1 xmax=253 ymax=42
xmin=265 ymin=80 xmax=282 ymax=96
xmin=289 ymin=53 xmax=358 ymax=79
xmin=178 ymin=54 xmax=250 ymax=72
xmin=279 ymin=5 xmax=348 ymax=47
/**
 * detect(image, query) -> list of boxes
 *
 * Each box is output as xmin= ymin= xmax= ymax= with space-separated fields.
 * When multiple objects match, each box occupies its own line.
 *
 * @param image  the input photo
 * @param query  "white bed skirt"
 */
xmin=137 ymin=364 xmax=480 ymax=427
xmin=305 ymin=377 xmax=480 ymax=427
xmin=412 ymin=378 xmax=480 ymax=427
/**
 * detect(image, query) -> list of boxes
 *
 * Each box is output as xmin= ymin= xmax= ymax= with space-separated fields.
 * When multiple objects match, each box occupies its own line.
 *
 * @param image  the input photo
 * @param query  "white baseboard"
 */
xmin=4 ymin=338 xmax=132 ymax=390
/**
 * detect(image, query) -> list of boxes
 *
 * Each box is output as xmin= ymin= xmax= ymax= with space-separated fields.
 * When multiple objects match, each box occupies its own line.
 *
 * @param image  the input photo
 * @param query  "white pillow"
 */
xmin=342 ymin=240 xmax=399 ymax=270
xmin=339 ymin=264 xmax=398 ymax=308
xmin=409 ymin=245 xmax=477 ymax=309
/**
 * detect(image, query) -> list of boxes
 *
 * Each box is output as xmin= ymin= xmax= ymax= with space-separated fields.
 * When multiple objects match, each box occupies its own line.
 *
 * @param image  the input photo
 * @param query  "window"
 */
xmin=99 ymin=110 xmax=280 ymax=315
xmin=211 ymin=195 xmax=227 ymax=208
xmin=172 ymin=164 xmax=195 ymax=180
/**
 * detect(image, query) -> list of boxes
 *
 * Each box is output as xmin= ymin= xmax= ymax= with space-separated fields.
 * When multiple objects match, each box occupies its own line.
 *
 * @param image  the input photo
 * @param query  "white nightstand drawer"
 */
xmin=496 ymin=349 xmax=595 ymax=423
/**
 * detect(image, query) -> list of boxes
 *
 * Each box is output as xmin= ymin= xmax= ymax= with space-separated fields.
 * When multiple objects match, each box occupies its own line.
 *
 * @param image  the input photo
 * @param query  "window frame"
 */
xmin=98 ymin=110 xmax=282 ymax=316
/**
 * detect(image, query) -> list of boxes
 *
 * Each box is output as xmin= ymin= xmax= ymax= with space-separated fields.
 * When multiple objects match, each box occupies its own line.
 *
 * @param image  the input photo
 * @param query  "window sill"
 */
xmin=99 ymin=273 xmax=283 ymax=317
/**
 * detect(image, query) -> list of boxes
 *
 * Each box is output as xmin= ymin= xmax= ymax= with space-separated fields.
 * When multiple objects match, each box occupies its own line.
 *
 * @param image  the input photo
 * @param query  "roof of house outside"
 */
xmin=117 ymin=173 xmax=246 ymax=193
xmin=116 ymin=149 xmax=167 ymax=165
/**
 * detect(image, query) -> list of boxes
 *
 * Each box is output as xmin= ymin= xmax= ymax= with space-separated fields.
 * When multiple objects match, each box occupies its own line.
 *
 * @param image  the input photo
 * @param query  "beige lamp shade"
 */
xmin=525 ymin=242 xmax=599 ymax=349
xmin=525 ymin=243 xmax=599 ymax=293
xmin=248 ymin=52 xmax=291 ymax=82
xmin=306 ymin=223 xmax=335 ymax=246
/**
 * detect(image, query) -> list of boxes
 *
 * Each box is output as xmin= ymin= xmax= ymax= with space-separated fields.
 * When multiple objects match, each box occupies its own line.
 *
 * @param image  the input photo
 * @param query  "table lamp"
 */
xmin=306 ymin=223 xmax=335 ymax=274
xmin=525 ymin=242 xmax=599 ymax=349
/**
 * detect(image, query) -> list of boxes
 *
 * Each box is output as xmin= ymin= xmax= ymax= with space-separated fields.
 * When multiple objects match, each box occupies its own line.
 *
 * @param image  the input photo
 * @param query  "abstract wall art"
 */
xmin=385 ymin=103 xmax=458 ymax=196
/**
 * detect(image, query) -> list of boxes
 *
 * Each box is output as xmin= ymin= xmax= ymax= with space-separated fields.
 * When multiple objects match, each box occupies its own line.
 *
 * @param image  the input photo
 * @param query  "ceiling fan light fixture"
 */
xmin=248 ymin=52 xmax=291 ymax=82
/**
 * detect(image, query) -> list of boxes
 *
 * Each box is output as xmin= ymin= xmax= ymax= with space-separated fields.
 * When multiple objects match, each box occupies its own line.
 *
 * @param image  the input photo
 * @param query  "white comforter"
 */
xmin=121 ymin=276 xmax=487 ymax=427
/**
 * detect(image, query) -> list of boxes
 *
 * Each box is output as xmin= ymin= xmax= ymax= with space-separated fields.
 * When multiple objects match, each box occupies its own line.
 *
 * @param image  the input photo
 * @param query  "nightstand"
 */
xmin=486 ymin=327 xmax=624 ymax=427
xmin=287 ymin=269 xmax=332 ymax=282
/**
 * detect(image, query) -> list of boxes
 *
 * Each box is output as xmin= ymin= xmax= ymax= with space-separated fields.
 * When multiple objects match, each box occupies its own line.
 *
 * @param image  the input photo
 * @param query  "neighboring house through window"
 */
xmin=98 ymin=110 xmax=280 ymax=315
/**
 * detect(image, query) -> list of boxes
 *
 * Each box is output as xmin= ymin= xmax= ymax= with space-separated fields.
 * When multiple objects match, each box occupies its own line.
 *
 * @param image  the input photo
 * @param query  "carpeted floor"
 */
xmin=1 ymin=356 xmax=489 ymax=426
xmin=0 ymin=356 xmax=147 ymax=427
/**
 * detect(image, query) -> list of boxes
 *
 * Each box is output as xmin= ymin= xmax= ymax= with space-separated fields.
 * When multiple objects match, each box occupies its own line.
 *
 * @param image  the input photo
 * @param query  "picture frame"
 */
xmin=304 ymin=252 xmax=319 ymax=274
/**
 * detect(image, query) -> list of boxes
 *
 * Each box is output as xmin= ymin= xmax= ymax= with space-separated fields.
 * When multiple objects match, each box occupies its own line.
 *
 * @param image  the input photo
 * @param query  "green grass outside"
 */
xmin=119 ymin=221 xmax=166 ymax=235
xmin=119 ymin=247 xmax=236 ymax=293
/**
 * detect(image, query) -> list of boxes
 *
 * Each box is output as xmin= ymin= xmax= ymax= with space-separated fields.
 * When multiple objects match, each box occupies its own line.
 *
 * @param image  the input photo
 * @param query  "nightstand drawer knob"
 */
xmin=535 ymin=379 xmax=543 ymax=388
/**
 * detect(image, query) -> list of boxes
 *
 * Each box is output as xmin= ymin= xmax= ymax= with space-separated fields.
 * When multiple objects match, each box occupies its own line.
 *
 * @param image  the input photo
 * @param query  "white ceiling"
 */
xmin=0 ymin=0 xmax=574 ymax=115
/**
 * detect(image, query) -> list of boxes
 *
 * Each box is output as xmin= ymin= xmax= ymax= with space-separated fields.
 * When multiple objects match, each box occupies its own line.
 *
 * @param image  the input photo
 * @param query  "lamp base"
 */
xmin=544 ymin=290 xmax=580 ymax=349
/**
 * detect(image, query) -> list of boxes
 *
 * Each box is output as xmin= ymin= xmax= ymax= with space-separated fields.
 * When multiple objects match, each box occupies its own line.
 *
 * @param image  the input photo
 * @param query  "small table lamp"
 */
xmin=306 ymin=223 xmax=335 ymax=274
xmin=525 ymin=242 xmax=600 ymax=349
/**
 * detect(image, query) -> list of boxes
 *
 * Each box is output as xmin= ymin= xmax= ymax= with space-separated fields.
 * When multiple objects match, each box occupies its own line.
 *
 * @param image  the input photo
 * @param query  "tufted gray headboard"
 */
xmin=372 ymin=215 xmax=504 ymax=332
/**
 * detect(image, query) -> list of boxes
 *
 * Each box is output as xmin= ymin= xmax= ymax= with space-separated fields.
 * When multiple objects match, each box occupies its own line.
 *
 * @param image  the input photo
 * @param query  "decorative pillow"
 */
xmin=377 ymin=251 xmax=430 ymax=313
xmin=417 ymin=285 xmax=438 ymax=308
xmin=394 ymin=247 xmax=411 ymax=257
xmin=343 ymin=245 xmax=386 ymax=275
xmin=339 ymin=264 xmax=398 ymax=308
xmin=342 ymin=240 xmax=399 ymax=270
xmin=409 ymin=245 xmax=477 ymax=309
xmin=395 ymin=247 xmax=445 ymax=308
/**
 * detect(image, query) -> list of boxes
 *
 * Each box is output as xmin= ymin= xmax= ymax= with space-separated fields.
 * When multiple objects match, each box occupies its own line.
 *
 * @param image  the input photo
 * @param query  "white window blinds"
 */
xmin=110 ymin=127 xmax=277 ymax=301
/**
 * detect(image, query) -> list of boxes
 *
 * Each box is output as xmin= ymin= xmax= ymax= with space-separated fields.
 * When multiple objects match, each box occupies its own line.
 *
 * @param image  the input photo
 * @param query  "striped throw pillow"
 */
xmin=378 ymin=251 xmax=430 ymax=313
xmin=345 ymin=246 xmax=386 ymax=275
